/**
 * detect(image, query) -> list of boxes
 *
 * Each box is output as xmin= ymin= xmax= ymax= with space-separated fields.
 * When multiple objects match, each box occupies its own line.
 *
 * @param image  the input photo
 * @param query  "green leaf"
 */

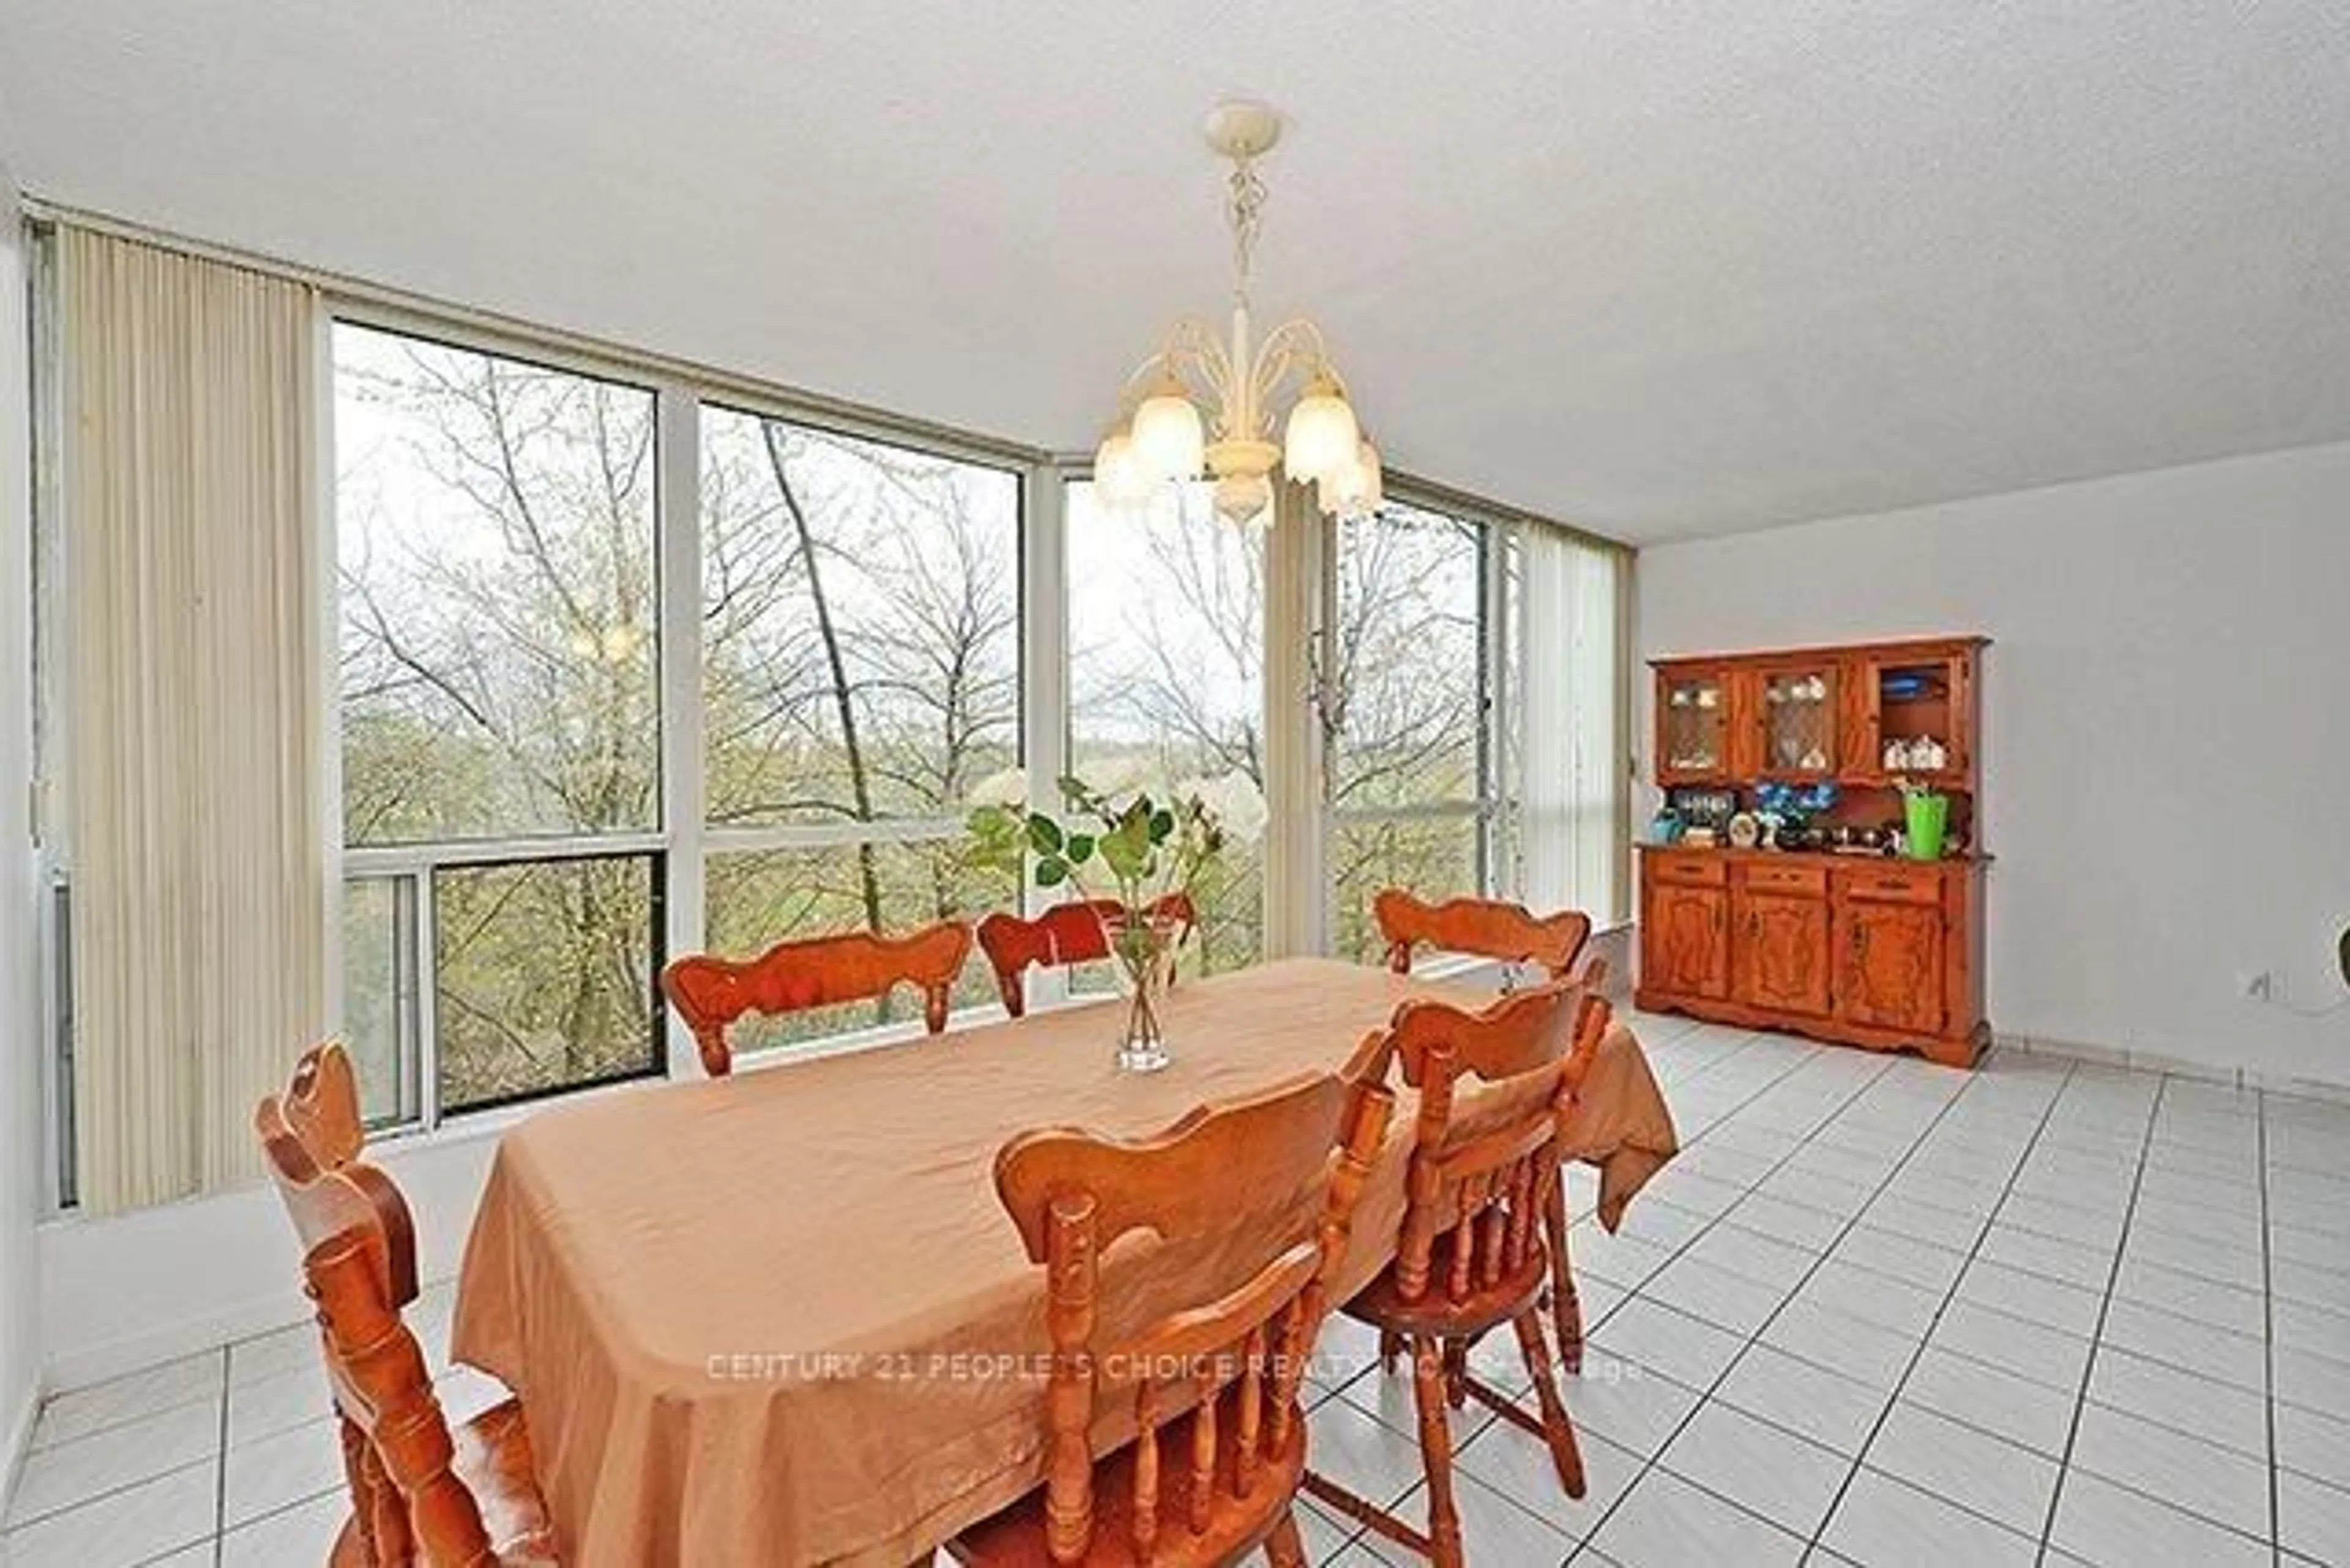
xmin=1026 ymin=812 xmax=1064 ymax=854
xmin=1035 ymin=856 xmax=1069 ymax=888
xmin=1148 ymin=808 xmax=1176 ymax=843
xmin=1099 ymin=828 xmax=1149 ymax=880
xmin=1065 ymin=833 xmax=1096 ymax=865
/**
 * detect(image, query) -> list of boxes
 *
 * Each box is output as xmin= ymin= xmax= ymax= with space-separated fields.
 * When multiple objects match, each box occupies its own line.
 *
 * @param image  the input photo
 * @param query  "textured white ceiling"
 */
xmin=3 ymin=2 xmax=2347 ymax=542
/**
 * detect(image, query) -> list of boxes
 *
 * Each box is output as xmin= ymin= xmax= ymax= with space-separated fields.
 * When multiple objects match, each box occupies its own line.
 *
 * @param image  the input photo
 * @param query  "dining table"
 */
xmin=451 ymin=956 xmax=1679 ymax=1567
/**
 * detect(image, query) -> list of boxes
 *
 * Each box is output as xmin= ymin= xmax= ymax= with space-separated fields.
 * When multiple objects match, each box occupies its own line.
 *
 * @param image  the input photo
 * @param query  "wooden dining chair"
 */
xmin=949 ymin=1071 xmax=1393 ymax=1567
xmin=256 ymin=1043 xmax=557 ymax=1566
xmin=661 ymin=918 xmax=974 ymax=1077
xmin=1371 ymin=887 xmax=1607 ymax=1374
xmin=1304 ymin=985 xmax=1612 ymax=1568
xmin=974 ymin=893 xmax=1201 ymax=1017
xmin=1371 ymin=888 xmax=1599 ymax=987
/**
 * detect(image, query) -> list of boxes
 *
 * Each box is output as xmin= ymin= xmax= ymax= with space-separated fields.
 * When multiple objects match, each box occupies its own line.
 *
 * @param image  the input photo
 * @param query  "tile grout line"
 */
xmin=2259 ymin=1087 xmax=2281 ymax=1568
xmin=17 ymin=1381 xmax=226 ymax=1458
xmin=213 ymin=1346 xmax=230 ymax=1567
xmin=1652 ymin=1067 xmax=2033 ymax=1545
xmin=1560 ymin=1047 xmax=1929 ymax=1552
xmin=1319 ymin=1025 xmax=1841 ymax=1561
xmin=0 ymin=1454 xmax=221 ymax=1538
xmin=2029 ymin=1070 xmax=2165 ymax=1567
xmin=1794 ymin=1119 xmax=2300 ymax=1469
xmin=1797 ymin=1054 xmax=2085 ymax=1559
xmin=1307 ymin=1022 xmax=1825 ymax=1564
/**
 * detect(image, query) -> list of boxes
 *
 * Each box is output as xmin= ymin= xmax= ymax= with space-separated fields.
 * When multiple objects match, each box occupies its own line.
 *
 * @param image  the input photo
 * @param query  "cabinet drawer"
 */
xmin=1647 ymin=855 xmax=1728 ymax=889
xmin=1737 ymin=861 xmax=1827 ymax=897
xmin=1837 ymin=864 xmax=1942 ymax=906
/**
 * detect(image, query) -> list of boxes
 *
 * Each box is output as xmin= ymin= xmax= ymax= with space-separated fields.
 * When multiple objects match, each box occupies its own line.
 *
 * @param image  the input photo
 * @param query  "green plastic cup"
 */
xmin=1903 ymin=793 xmax=1949 ymax=861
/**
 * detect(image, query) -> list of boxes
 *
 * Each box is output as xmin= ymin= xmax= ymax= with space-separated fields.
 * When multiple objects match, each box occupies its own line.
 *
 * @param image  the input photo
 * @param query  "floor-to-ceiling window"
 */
xmin=1325 ymin=498 xmax=1499 ymax=960
xmin=332 ymin=330 xmax=1037 ymax=1128
xmin=335 ymin=323 xmax=666 ymax=1124
xmin=35 ymin=217 xmax=1626 ymax=1187
xmin=698 ymin=408 xmax=1023 ymax=1047
xmin=1064 ymin=479 xmax=1265 ymax=973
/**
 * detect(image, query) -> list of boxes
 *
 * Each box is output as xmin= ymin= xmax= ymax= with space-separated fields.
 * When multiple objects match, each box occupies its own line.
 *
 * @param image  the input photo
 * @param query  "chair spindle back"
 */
xmin=1382 ymin=985 xmax=1613 ymax=1309
xmin=994 ymin=1071 xmax=1393 ymax=1564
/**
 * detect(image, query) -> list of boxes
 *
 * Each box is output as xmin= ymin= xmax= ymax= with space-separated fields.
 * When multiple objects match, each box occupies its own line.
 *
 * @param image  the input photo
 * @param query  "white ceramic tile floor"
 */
xmin=7 ymin=1012 xmax=2349 ymax=1566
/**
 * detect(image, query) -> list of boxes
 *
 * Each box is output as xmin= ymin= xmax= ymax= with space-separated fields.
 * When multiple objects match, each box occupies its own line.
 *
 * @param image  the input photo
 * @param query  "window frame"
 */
xmin=327 ymin=307 xmax=677 ymax=1132
xmin=26 ymin=209 xmax=1628 ymax=1198
xmin=1059 ymin=475 xmax=1270 ymax=985
xmin=1322 ymin=490 xmax=1511 ymax=949
xmin=324 ymin=305 xmax=1042 ymax=1132
xmin=690 ymin=399 xmax=1031 ymax=1067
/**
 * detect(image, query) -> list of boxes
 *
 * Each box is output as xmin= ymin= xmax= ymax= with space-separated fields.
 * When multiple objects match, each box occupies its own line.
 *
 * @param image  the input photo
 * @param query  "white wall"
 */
xmin=1637 ymin=441 xmax=2350 ymax=1089
xmin=39 ymin=1125 xmax=497 ymax=1389
xmin=0 ymin=164 xmax=46 ymax=1478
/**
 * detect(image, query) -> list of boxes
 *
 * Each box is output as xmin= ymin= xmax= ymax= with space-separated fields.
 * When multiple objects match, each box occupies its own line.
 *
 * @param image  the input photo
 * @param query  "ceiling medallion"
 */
xmin=1094 ymin=100 xmax=1381 ymax=528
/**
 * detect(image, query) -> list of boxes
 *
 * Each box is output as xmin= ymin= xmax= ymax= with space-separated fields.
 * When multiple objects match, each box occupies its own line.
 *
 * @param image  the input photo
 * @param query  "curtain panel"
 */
xmin=1519 ymin=525 xmax=1626 ymax=924
xmin=61 ymin=227 xmax=327 ymax=1212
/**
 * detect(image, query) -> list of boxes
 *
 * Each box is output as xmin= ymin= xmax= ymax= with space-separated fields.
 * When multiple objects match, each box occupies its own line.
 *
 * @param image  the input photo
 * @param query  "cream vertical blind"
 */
xmin=1519 ymin=524 xmax=1627 ymax=924
xmin=62 ymin=227 xmax=327 ymax=1212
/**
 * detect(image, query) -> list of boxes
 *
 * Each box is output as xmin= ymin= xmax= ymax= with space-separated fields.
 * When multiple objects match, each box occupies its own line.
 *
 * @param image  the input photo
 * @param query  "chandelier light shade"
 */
xmin=1094 ymin=100 xmax=1380 ymax=528
xmin=1132 ymin=378 xmax=1207 ymax=481
xmin=1282 ymin=376 xmax=1361 ymax=482
xmin=1320 ymin=437 xmax=1385 ymax=517
xmin=1094 ymin=429 xmax=1155 ymax=507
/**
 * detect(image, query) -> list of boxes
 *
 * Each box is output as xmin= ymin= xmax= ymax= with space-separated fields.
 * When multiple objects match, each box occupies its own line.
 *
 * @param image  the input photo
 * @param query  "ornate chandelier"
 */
xmin=1094 ymin=100 xmax=1381 ymax=529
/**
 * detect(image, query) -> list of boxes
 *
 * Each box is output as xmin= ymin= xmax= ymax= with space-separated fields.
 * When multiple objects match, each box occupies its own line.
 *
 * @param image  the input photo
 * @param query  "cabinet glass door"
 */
xmin=1758 ymin=664 xmax=1837 ymax=777
xmin=1873 ymin=655 xmax=1963 ymax=779
xmin=1658 ymin=669 xmax=1729 ymax=780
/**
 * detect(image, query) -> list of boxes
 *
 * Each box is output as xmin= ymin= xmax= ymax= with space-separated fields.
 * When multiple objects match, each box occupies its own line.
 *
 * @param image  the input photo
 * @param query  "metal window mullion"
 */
xmin=1614 ymin=550 xmax=1636 ymax=925
xmin=412 ymin=867 xmax=442 ymax=1132
xmin=341 ymin=831 xmax=667 ymax=876
xmin=703 ymin=816 xmax=963 ymax=854
xmin=656 ymin=384 xmax=705 ymax=1077
xmin=1481 ymin=519 xmax=1510 ymax=899
xmin=1021 ymin=463 xmax=1070 ymax=1010
xmin=33 ymin=228 xmax=76 ymax=1212
xmin=42 ymin=876 xmax=74 ymax=1211
xmin=316 ymin=300 xmax=349 ymax=1054
xmin=392 ymin=873 xmax=425 ymax=1128
xmin=1327 ymin=802 xmax=1485 ymax=824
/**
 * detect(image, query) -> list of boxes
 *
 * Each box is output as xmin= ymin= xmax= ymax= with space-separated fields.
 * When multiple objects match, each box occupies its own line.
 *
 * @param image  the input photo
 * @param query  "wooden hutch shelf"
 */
xmin=1639 ymin=635 xmax=1990 ymax=1068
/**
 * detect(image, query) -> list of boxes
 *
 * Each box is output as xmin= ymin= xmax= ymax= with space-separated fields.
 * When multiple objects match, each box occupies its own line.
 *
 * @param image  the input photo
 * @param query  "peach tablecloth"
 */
xmin=452 ymin=958 xmax=1676 ymax=1567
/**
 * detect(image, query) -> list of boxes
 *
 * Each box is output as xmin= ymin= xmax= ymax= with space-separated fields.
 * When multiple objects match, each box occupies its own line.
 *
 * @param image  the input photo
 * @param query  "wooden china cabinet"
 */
xmin=1638 ymin=636 xmax=1988 ymax=1067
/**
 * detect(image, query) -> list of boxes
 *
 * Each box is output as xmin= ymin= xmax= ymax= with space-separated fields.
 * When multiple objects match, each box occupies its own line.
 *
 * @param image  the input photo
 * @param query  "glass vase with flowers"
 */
xmin=966 ymin=764 xmax=1267 ymax=1071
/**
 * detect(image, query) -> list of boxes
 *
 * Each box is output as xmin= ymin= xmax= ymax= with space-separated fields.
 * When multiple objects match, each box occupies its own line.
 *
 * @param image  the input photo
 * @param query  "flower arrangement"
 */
xmin=966 ymin=763 xmax=1267 ymax=1069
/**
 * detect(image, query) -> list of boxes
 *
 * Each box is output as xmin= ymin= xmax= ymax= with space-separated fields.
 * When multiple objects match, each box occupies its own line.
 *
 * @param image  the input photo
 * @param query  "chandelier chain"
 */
xmin=1225 ymin=151 xmax=1267 ymax=307
xmin=1095 ymin=103 xmax=1375 ymax=527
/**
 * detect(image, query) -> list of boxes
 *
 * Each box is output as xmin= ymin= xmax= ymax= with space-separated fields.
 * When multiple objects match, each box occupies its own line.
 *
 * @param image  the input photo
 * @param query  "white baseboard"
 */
xmin=1994 ymin=1031 xmax=2350 ymax=1105
xmin=41 ymin=1124 xmax=498 ymax=1394
xmin=1 ymin=1378 xmax=37 ymax=1511
xmin=45 ymin=1286 xmax=311 ymax=1394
